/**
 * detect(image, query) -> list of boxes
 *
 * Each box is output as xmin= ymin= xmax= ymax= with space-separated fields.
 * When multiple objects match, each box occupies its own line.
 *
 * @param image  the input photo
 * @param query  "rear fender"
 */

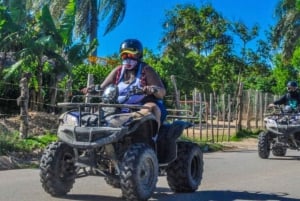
xmin=157 ymin=120 xmax=193 ymax=164
xmin=164 ymin=120 xmax=193 ymax=140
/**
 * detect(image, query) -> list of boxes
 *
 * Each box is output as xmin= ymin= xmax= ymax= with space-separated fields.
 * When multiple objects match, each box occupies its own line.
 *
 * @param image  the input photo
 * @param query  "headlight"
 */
xmin=102 ymin=84 xmax=119 ymax=103
xmin=266 ymin=119 xmax=277 ymax=128
xmin=59 ymin=113 xmax=79 ymax=126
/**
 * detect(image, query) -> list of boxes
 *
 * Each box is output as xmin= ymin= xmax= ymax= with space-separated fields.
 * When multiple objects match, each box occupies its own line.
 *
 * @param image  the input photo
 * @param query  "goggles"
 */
xmin=121 ymin=53 xmax=138 ymax=60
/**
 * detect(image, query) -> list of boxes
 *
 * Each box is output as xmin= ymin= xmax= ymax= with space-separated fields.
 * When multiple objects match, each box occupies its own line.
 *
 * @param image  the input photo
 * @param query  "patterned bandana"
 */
xmin=122 ymin=58 xmax=138 ymax=70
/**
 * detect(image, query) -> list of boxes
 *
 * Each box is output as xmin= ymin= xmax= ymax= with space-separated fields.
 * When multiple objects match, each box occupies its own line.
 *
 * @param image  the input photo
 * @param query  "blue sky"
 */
xmin=97 ymin=0 xmax=278 ymax=57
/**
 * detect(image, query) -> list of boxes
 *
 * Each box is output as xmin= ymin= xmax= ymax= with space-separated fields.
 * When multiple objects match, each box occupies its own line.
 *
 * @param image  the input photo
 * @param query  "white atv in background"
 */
xmin=258 ymin=105 xmax=300 ymax=159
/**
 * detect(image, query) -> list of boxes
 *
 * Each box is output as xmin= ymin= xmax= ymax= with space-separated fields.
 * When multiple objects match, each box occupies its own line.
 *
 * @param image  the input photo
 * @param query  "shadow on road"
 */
xmin=152 ymin=189 xmax=299 ymax=201
xmin=47 ymin=189 xmax=299 ymax=201
xmin=57 ymin=194 xmax=123 ymax=201
xmin=268 ymin=155 xmax=300 ymax=161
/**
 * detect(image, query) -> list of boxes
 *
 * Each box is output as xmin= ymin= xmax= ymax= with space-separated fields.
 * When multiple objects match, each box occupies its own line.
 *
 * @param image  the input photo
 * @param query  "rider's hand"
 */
xmin=81 ymin=85 xmax=95 ymax=94
xmin=81 ymin=87 xmax=88 ymax=94
xmin=268 ymin=103 xmax=275 ymax=108
xmin=143 ymin=85 xmax=158 ymax=95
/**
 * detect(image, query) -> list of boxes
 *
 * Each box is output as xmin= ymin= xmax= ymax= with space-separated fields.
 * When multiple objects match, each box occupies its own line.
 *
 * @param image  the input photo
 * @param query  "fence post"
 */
xmin=227 ymin=94 xmax=231 ymax=141
xmin=246 ymin=90 xmax=251 ymax=129
xmin=170 ymin=75 xmax=180 ymax=110
xmin=209 ymin=93 xmax=214 ymax=142
xmin=18 ymin=72 xmax=31 ymax=139
xmin=255 ymin=90 xmax=259 ymax=128
xmin=199 ymin=93 xmax=203 ymax=141
xmin=236 ymin=82 xmax=244 ymax=132
xmin=63 ymin=78 xmax=73 ymax=112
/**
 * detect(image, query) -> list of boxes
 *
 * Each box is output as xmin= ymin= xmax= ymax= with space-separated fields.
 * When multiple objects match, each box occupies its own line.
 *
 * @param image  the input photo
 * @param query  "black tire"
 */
xmin=258 ymin=131 xmax=271 ymax=159
xmin=39 ymin=142 xmax=76 ymax=196
xmin=104 ymin=176 xmax=121 ymax=188
xmin=166 ymin=141 xmax=204 ymax=193
xmin=272 ymin=145 xmax=287 ymax=156
xmin=120 ymin=143 xmax=158 ymax=201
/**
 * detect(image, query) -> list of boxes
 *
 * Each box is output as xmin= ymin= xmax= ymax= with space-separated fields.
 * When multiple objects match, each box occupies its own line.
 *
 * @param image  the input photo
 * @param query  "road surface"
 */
xmin=0 ymin=148 xmax=300 ymax=201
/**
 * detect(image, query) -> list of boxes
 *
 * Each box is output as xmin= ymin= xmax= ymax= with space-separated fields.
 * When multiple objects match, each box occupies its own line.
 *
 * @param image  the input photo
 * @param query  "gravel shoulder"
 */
xmin=220 ymin=138 xmax=258 ymax=151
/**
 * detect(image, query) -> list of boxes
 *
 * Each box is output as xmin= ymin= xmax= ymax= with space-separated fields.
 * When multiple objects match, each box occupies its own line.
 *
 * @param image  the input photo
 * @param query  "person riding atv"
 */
xmin=258 ymin=81 xmax=300 ymax=159
xmin=40 ymin=39 xmax=204 ymax=201
xmin=268 ymin=81 xmax=300 ymax=112
xmin=83 ymin=38 xmax=167 ymax=129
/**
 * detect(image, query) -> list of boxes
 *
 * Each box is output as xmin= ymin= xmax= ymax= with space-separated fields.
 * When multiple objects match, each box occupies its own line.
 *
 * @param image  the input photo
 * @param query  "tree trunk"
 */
xmin=37 ymin=65 xmax=44 ymax=111
xmin=50 ymin=78 xmax=58 ymax=114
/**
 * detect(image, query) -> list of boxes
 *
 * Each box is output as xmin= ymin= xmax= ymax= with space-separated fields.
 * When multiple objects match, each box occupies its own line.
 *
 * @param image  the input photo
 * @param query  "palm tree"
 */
xmin=1 ymin=1 xmax=95 ymax=110
xmin=28 ymin=0 xmax=126 ymax=56
xmin=30 ymin=0 xmax=127 ymax=97
xmin=273 ymin=0 xmax=300 ymax=61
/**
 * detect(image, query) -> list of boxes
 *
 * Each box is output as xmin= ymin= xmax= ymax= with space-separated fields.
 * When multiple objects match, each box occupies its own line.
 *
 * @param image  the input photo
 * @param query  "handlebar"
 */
xmin=57 ymin=102 xmax=150 ymax=110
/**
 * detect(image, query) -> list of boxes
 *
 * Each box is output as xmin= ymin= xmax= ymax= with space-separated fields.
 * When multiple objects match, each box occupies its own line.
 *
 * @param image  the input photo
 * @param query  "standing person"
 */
xmin=269 ymin=81 xmax=300 ymax=111
xmin=85 ymin=39 xmax=167 ymax=129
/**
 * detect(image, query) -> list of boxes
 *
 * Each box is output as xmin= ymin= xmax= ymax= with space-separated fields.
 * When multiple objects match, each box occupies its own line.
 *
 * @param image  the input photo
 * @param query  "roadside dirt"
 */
xmin=220 ymin=138 xmax=258 ymax=151
xmin=0 ymin=112 xmax=59 ymax=170
xmin=0 ymin=111 xmax=59 ymax=135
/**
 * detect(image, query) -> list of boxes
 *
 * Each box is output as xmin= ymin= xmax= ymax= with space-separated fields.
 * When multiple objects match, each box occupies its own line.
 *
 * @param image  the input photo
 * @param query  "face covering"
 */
xmin=122 ymin=58 xmax=138 ymax=70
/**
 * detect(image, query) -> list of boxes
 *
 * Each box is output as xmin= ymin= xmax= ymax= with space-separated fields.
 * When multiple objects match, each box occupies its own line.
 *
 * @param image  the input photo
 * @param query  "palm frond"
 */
xmin=99 ymin=0 xmax=126 ymax=35
xmin=3 ymin=59 xmax=23 ymax=79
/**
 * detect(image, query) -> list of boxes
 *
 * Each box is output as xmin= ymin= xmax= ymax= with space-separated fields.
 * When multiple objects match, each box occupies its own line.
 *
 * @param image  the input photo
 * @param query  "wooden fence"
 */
xmin=166 ymin=89 xmax=279 ymax=142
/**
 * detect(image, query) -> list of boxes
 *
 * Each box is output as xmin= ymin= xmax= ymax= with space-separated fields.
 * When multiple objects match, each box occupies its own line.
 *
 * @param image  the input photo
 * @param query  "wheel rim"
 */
xmin=139 ymin=157 xmax=155 ymax=188
xmin=59 ymin=152 xmax=75 ymax=178
xmin=190 ymin=154 xmax=201 ymax=181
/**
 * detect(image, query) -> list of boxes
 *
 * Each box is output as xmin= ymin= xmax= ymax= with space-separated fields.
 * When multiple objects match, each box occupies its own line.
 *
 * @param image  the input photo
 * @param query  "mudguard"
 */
xmin=157 ymin=120 xmax=193 ymax=164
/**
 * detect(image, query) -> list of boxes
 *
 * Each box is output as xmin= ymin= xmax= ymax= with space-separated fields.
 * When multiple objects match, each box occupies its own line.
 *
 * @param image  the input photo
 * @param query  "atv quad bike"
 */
xmin=39 ymin=85 xmax=204 ymax=201
xmin=258 ymin=105 xmax=300 ymax=159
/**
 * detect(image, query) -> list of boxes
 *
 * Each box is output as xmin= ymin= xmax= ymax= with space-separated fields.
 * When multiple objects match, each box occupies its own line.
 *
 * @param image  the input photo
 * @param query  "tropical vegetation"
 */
xmin=0 ymin=0 xmax=299 ymax=118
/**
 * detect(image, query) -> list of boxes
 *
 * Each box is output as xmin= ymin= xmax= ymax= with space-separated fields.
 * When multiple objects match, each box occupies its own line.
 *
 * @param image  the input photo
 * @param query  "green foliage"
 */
xmin=273 ymin=0 xmax=300 ymax=61
xmin=0 ymin=133 xmax=57 ymax=155
xmin=291 ymin=46 xmax=300 ymax=72
xmin=271 ymin=55 xmax=297 ymax=95
xmin=66 ymin=63 xmax=114 ymax=91
xmin=180 ymin=135 xmax=224 ymax=152
xmin=1 ymin=0 xmax=300 ymax=114
xmin=230 ymin=129 xmax=259 ymax=141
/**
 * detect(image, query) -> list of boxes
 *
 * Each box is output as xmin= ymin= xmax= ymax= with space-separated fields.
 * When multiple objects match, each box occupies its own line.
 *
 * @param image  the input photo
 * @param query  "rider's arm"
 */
xmin=143 ymin=66 xmax=166 ymax=99
xmin=272 ymin=94 xmax=287 ymax=105
xmin=100 ymin=66 xmax=120 ymax=89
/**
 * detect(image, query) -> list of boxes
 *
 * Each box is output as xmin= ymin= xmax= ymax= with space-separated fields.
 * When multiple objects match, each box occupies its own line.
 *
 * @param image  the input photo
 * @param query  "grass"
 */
xmin=181 ymin=128 xmax=260 ymax=152
xmin=0 ymin=132 xmax=57 ymax=155
xmin=230 ymin=129 xmax=260 ymax=141
xmin=180 ymin=135 xmax=224 ymax=152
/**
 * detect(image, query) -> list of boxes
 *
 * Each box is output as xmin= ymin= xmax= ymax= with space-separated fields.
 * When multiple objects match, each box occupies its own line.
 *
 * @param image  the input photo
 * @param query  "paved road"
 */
xmin=1 ymin=148 xmax=300 ymax=201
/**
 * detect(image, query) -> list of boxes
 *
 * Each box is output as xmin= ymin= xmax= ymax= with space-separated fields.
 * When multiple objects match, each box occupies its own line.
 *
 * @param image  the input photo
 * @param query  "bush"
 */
xmin=0 ymin=132 xmax=57 ymax=155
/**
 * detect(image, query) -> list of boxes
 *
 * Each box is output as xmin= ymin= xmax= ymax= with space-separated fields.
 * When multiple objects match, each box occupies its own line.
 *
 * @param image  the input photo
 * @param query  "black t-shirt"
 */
xmin=274 ymin=90 xmax=300 ymax=109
